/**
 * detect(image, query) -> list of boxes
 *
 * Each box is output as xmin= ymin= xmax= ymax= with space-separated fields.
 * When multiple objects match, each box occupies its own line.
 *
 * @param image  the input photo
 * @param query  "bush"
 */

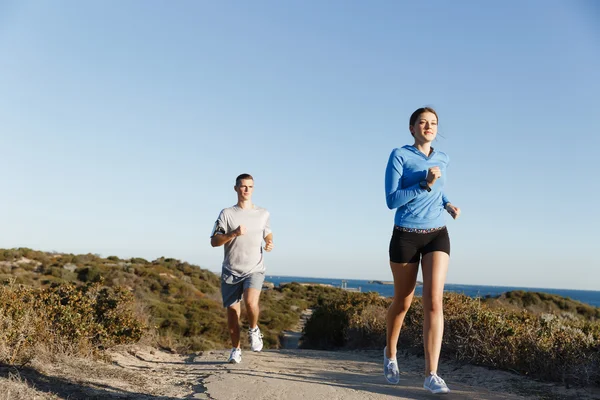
xmin=0 ymin=248 xmax=348 ymax=353
xmin=486 ymin=291 xmax=600 ymax=321
xmin=302 ymin=291 xmax=600 ymax=387
xmin=301 ymin=291 xmax=388 ymax=349
xmin=0 ymin=282 xmax=146 ymax=365
xmin=76 ymin=266 xmax=102 ymax=283
xmin=443 ymin=295 xmax=600 ymax=387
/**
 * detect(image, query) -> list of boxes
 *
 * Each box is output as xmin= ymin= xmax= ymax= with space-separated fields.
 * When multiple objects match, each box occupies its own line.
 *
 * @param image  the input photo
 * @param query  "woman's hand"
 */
xmin=426 ymin=167 xmax=441 ymax=186
xmin=445 ymin=203 xmax=461 ymax=219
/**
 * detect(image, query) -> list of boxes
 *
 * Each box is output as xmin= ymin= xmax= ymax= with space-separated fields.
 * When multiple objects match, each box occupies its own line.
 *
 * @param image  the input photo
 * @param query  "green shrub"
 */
xmin=0 ymin=282 xmax=146 ymax=365
xmin=443 ymin=295 xmax=600 ymax=387
xmin=301 ymin=291 xmax=388 ymax=349
xmin=486 ymin=291 xmax=600 ymax=321
xmin=0 ymin=248 xmax=356 ymax=354
xmin=301 ymin=291 xmax=600 ymax=387
xmin=76 ymin=266 xmax=102 ymax=283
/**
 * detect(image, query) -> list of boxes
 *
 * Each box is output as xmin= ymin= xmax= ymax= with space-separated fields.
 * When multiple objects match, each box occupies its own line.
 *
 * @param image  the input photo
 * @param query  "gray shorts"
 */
xmin=221 ymin=271 xmax=265 ymax=308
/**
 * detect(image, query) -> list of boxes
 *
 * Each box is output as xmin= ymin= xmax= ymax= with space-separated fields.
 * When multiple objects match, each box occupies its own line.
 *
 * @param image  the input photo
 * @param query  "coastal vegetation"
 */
xmin=301 ymin=290 xmax=600 ymax=388
xmin=0 ymin=281 xmax=144 ymax=365
xmin=482 ymin=290 xmax=600 ymax=321
xmin=0 ymin=248 xmax=335 ymax=359
xmin=1 ymin=247 xmax=598 ymax=390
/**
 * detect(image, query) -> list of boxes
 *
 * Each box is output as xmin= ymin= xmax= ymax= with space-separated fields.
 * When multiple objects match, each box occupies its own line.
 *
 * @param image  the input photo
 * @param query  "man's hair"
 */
xmin=235 ymin=173 xmax=254 ymax=186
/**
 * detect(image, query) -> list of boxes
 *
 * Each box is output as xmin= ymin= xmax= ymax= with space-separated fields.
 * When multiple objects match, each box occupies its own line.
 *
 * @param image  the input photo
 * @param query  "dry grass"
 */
xmin=0 ymin=372 xmax=59 ymax=400
xmin=0 ymin=248 xmax=339 ymax=352
xmin=302 ymin=290 xmax=600 ymax=388
xmin=0 ymin=280 xmax=150 ymax=398
xmin=0 ymin=348 xmax=172 ymax=400
xmin=0 ymin=281 xmax=145 ymax=366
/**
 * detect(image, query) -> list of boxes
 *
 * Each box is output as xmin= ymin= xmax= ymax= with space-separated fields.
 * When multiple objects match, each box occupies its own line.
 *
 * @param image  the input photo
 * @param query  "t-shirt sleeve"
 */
xmin=263 ymin=212 xmax=272 ymax=239
xmin=210 ymin=210 xmax=227 ymax=238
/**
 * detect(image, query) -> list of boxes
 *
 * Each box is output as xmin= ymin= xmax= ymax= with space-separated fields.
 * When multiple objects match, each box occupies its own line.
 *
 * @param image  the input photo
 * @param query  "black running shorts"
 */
xmin=389 ymin=226 xmax=450 ymax=264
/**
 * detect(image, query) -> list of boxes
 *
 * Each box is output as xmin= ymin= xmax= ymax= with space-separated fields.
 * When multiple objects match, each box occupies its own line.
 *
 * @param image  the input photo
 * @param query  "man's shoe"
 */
xmin=228 ymin=348 xmax=242 ymax=364
xmin=248 ymin=327 xmax=264 ymax=352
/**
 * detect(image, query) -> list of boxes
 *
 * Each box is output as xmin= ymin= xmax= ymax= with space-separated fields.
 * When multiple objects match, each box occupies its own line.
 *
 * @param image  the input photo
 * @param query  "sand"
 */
xmin=2 ymin=345 xmax=598 ymax=399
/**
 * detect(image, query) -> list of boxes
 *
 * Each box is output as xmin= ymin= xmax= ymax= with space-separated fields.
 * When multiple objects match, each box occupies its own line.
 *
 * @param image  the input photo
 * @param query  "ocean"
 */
xmin=265 ymin=275 xmax=600 ymax=308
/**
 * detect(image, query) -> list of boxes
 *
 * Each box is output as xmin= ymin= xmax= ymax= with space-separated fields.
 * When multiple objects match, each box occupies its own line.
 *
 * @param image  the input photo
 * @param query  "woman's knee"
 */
xmin=423 ymin=296 xmax=443 ymax=313
xmin=389 ymin=298 xmax=412 ymax=314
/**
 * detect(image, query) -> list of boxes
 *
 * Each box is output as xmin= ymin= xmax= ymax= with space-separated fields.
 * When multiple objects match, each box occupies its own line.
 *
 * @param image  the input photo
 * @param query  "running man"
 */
xmin=210 ymin=173 xmax=274 ymax=364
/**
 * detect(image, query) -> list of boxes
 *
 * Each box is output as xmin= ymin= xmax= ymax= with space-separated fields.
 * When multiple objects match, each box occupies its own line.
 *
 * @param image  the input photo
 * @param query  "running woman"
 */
xmin=383 ymin=107 xmax=461 ymax=394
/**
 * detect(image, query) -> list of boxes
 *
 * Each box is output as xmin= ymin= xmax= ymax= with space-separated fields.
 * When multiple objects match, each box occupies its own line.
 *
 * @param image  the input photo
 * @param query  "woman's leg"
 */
xmin=420 ymin=251 xmax=449 ymax=375
xmin=386 ymin=261 xmax=419 ymax=359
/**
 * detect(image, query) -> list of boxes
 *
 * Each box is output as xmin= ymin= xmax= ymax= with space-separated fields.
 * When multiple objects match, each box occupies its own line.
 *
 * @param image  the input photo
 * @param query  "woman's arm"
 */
xmin=385 ymin=150 xmax=424 ymax=209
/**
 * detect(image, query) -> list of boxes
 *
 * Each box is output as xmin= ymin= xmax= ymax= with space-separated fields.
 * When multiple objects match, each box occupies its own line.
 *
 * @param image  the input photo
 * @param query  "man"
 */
xmin=210 ymin=173 xmax=274 ymax=364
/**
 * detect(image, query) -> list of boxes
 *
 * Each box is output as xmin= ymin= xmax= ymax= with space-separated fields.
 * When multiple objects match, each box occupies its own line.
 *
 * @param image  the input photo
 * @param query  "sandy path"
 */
xmin=11 ymin=346 xmax=594 ymax=399
xmin=189 ymin=349 xmax=527 ymax=400
xmin=111 ymin=346 xmax=599 ymax=399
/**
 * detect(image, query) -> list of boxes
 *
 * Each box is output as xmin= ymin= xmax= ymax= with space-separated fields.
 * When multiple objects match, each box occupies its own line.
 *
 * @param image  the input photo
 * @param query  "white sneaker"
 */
xmin=383 ymin=346 xmax=400 ymax=384
xmin=423 ymin=372 xmax=450 ymax=394
xmin=228 ymin=348 xmax=242 ymax=364
xmin=248 ymin=327 xmax=264 ymax=352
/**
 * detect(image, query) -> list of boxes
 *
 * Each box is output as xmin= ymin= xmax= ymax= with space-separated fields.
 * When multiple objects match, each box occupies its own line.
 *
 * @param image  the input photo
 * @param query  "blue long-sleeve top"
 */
xmin=385 ymin=145 xmax=451 ymax=229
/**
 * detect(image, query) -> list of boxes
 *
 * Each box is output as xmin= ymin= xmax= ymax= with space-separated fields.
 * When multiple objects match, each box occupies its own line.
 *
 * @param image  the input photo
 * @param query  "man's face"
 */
xmin=235 ymin=179 xmax=254 ymax=201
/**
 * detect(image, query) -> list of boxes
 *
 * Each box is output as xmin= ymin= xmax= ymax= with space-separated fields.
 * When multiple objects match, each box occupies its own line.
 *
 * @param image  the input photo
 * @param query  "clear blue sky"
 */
xmin=1 ymin=1 xmax=599 ymax=290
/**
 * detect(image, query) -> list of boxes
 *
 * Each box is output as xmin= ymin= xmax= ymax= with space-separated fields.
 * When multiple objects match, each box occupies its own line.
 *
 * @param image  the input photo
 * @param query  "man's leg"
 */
xmin=227 ymin=302 xmax=242 ymax=348
xmin=243 ymin=272 xmax=265 ymax=352
xmin=222 ymin=276 xmax=244 ymax=354
xmin=243 ymin=288 xmax=261 ymax=329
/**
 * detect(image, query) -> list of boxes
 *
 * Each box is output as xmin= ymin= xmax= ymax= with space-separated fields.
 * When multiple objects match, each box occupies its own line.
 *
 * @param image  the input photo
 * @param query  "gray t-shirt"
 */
xmin=211 ymin=205 xmax=272 ymax=279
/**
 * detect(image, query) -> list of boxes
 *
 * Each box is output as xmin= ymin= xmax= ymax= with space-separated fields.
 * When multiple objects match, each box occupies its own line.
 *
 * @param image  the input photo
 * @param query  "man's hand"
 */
xmin=264 ymin=240 xmax=274 ymax=252
xmin=426 ymin=166 xmax=442 ymax=186
xmin=233 ymin=225 xmax=247 ymax=237
xmin=445 ymin=203 xmax=461 ymax=220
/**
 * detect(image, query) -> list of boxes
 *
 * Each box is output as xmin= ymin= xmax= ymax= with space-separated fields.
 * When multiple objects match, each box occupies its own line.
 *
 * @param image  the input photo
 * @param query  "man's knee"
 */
xmin=244 ymin=292 xmax=260 ymax=306
xmin=243 ymin=288 xmax=261 ymax=304
xmin=227 ymin=303 xmax=241 ymax=316
xmin=246 ymin=300 xmax=260 ymax=312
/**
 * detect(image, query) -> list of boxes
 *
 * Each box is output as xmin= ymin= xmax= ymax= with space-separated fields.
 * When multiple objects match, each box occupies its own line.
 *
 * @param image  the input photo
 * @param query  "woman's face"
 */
xmin=409 ymin=111 xmax=438 ymax=143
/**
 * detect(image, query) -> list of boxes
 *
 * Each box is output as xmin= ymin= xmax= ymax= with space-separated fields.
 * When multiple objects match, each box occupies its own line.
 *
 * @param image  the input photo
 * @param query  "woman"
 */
xmin=383 ymin=107 xmax=461 ymax=394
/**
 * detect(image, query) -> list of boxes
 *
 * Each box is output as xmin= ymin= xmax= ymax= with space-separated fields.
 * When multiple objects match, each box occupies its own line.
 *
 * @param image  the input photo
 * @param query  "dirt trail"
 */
xmin=108 ymin=346 xmax=595 ymax=400
xmin=279 ymin=308 xmax=313 ymax=349
xmin=3 ymin=345 xmax=598 ymax=399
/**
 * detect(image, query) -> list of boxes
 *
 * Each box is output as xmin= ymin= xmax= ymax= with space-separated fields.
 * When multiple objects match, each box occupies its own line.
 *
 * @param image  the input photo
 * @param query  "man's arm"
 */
xmin=263 ymin=233 xmax=274 ymax=252
xmin=211 ymin=225 xmax=245 ymax=247
xmin=211 ymin=232 xmax=236 ymax=247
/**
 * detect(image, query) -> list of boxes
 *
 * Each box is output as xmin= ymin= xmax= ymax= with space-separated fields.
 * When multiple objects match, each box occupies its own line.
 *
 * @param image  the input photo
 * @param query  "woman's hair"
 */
xmin=409 ymin=107 xmax=438 ymax=126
